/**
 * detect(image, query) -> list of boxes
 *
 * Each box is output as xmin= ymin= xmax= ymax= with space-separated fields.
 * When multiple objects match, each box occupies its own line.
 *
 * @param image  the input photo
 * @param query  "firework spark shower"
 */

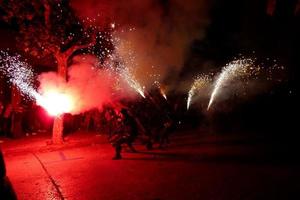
xmin=187 ymin=75 xmax=211 ymax=110
xmin=0 ymin=51 xmax=75 ymax=116
xmin=0 ymin=50 xmax=147 ymax=116
xmin=71 ymin=0 xmax=212 ymax=92
xmin=0 ymin=52 xmax=113 ymax=115
xmin=0 ymin=51 xmax=40 ymax=101
xmin=207 ymin=59 xmax=255 ymax=110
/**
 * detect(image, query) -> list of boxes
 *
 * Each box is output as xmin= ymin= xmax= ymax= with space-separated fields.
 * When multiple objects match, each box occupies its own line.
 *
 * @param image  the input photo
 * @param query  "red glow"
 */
xmin=267 ymin=0 xmax=276 ymax=16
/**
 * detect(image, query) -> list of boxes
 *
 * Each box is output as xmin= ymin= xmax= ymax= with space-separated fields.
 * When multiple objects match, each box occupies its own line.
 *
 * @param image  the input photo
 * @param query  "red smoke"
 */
xmin=38 ymin=55 xmax=115 ymax=115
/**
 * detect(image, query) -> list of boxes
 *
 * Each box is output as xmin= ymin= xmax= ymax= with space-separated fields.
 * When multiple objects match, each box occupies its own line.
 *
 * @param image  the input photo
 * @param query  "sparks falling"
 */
xmin=0 ymin=51 xmax=40 ymax=100
xmin=119 ymin=67 xmax=145 ymax=98
xmin=207 ymin=59 xmax=255 ymax=110
xmin=187 ymin=75 xmax=211 ymax=110
xmin=103 ymin=32 xmax=146 ymax=98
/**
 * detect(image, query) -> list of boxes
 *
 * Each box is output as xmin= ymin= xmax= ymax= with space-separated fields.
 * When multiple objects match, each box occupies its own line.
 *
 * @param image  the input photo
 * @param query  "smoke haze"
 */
xmin=71 ymin=0 xmax=211 ymax=89
xmin=38 ymin=55 xmax=117 ymax=114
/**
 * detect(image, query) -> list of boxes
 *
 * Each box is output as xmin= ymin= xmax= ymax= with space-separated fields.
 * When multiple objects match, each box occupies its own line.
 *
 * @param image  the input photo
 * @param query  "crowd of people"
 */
xmin=104 ymin=91 xmax=181 ymax=159
xmin=0 ymin=88 xmax=191 ymax=159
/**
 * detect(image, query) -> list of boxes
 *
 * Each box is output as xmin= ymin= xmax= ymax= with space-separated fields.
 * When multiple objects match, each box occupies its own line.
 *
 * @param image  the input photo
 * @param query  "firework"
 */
xmin=0 ymin=51 xmax=73 ymax=116
xmin=0 ymin=51 xmax=40 ymax=100
xmin=36 ymin=91 xmax=73 ymax=116
xmin=118 ymin=67 xmax=145 ymax=98
xmin=153 ymin=80 xmax=167 ymax=100
xmin=103 ymin=33 xmax=146 ymax=98
xmin=160 ymin=88 xmax=167 ymax=100
xmin=207 ymin=59 xmax=255 ymax=110
xmin=187 ymin=75 xmax=211 ymax=110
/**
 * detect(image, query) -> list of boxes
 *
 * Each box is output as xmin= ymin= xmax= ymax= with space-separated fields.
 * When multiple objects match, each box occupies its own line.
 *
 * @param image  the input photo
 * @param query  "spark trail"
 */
xmin=0 ymin=51 xmax=73 ymax=116
xmin=118 ymin=66 xmax=145 ymax=98
xmin=103 ymin=34 xmax=146 ymax=98
xmin=187 ymin=75 xmax=211 ymax=110
xmin=207 ymin=59 xmax=255 ymax=110
xmin=153 ymin=80 xmax=167 ymax=100
xmin=0 ymin=51 xmax=40 ymax=100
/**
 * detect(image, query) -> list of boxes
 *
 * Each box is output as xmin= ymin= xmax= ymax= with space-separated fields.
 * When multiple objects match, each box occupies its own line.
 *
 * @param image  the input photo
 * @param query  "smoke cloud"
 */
xmin=38 ymin=55 xmax=120 ymax=114
xmin=71 ymin=0 xmax=211 ymax=89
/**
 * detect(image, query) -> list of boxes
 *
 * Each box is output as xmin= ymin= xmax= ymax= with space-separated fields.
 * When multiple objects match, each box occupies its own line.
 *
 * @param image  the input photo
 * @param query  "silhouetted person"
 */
xmin=0 ymin=101 xmax=4 ymax=135
xmin=2 ymin=104 xmax=12 ymax=138
xmin=0 ymin=149 xmax=17 ymax=199
xmin=111 ymin=109 xmax=138 ymax=160
xmin=159 ymin=116 xmax=174 ymax=149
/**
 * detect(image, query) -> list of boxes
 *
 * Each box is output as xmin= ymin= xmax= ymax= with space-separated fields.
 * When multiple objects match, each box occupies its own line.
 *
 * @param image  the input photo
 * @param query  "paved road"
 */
xmin=3 ymin=134 xmax=300 ymax=200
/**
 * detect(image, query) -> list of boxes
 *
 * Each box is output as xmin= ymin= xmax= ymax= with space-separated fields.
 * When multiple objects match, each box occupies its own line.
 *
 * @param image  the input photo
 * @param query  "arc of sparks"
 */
xmin=207 ymin=59 xmax=254 ymax=110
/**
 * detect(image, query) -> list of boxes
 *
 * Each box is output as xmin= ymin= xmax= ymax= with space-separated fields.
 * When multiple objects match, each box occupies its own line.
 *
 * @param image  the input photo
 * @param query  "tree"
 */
xmin=0 ymin=0 xmax=107 ymax=144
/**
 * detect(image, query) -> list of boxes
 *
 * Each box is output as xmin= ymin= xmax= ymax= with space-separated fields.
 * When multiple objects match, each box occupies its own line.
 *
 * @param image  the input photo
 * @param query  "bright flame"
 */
xmin=37 ymin=91 xmax=73 ymax=116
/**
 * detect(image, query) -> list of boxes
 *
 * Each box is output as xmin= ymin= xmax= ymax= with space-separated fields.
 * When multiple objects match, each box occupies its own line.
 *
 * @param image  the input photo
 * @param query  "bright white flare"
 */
xmin=36 ymin=91 xmax=73 ymax=116
xmin=207 ymin=59 xmax=254 ymax=110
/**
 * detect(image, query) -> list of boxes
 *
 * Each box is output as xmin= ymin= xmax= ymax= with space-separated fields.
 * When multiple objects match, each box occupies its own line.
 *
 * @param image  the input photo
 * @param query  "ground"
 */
xmin=1 ymin=130 xmax=300 ymax=200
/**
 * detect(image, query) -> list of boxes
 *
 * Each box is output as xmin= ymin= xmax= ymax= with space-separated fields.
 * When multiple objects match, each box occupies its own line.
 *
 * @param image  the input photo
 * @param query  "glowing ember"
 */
xmin=207 ymin=59 xmax=254 ymax=110
xmin=154 ymin=81 xmax=167 ymax=100
xmin=187 ymin=75 xmax=210 ymax=110
xmin=160 ymin=88 xmax=167 ymax=100
xmin=158 ymin=83 xmax=167 ymax=100
xmin=111 ymin=23 xmax=116 ymax=29
xmin=37 ymin=91 xmax=73 ymax=116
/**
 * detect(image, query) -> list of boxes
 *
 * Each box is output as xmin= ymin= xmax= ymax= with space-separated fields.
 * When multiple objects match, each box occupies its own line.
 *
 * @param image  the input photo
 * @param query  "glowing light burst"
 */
xmin=36 ymin=91 xmax=73 ymax=116
xmin=111 ymin=23 xmax=116 ymax=29
xmin=187 ymin=75 xmax=211 ymax=110
xmin=207 ymin=59 xmax=255 ymax=110
xmin=0 ymin=51 xmax=73 ymax=116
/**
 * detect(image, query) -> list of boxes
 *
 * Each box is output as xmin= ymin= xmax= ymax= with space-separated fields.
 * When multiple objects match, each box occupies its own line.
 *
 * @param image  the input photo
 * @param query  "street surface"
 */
xmin=1 ymin=132 xmax=300 ymax=200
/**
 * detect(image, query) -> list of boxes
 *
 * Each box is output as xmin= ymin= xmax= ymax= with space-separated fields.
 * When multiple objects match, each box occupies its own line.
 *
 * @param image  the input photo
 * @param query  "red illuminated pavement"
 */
xmin=1 ymin=132 xmax=300 ymax=200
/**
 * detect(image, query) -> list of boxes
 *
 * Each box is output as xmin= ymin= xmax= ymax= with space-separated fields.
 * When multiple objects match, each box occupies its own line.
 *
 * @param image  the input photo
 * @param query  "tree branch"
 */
xmin=65 ymin=32 xmax=97 ymax=57
xmin=43 ymin=0 xmax=51 ymax=29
